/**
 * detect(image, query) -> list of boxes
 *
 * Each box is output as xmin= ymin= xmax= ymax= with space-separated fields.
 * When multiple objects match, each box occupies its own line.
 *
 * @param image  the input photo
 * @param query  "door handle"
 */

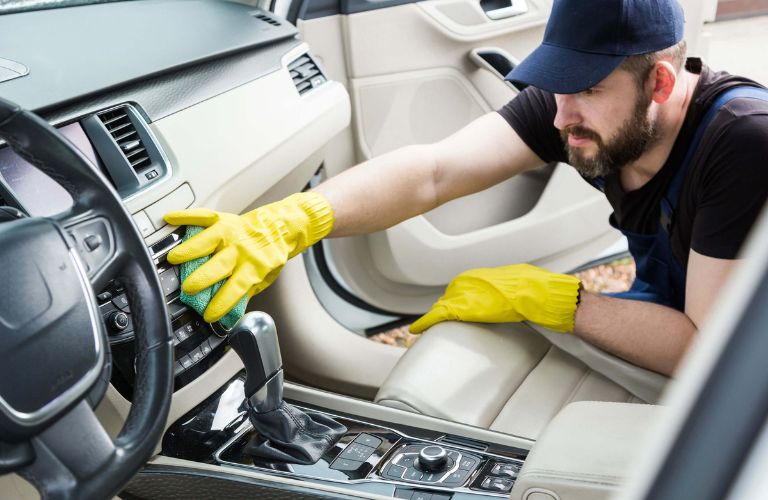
xmin=468 ymin=47 xmax=527 ymax=91
xmin=480 ymin=0 xmax=528 ymax=20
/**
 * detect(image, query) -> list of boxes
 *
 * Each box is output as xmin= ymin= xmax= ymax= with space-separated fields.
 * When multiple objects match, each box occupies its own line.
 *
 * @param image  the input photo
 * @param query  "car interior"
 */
xmin=0 ymin=0 xmax=763 ymax=499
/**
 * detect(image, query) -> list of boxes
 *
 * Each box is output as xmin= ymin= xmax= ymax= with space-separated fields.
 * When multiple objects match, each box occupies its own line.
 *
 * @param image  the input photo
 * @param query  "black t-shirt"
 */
xmin=498 ymin=58 xmax=768 ymax=268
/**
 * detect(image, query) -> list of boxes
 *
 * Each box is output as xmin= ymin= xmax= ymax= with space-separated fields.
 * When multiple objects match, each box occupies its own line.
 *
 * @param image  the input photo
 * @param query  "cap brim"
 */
xmin=506 ymin=43 xmax=626 ymax=94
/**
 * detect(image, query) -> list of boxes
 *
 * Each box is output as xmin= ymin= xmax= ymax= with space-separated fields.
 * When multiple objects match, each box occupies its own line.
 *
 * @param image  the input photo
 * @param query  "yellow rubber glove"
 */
xmin=410 ymin=264 xmax=581 ymax=334
xmin=163 ymin=192 xmax=334 ymax=323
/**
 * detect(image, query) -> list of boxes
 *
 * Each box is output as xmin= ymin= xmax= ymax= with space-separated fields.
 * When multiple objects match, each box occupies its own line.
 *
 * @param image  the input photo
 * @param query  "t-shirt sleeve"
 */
xmin=497 ymin=87 xmax=568 ymax=164
xmin=690 ymin=113 xmax=768 ymax=259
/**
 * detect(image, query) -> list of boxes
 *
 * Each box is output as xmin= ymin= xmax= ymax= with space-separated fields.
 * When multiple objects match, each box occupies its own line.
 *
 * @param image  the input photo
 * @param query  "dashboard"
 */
xmin=0 ymin=0 xmax=351 ymax=408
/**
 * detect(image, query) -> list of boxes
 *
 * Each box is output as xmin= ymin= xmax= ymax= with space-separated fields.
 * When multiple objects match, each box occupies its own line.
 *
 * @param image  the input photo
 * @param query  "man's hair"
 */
xmin=619 ymin=40 xmax=688 ymax=89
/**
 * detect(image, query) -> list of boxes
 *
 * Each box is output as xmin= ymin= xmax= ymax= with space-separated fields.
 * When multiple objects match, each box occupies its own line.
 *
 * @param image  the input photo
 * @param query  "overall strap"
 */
xmin=660 ymin=86 xmax=768 ymax=231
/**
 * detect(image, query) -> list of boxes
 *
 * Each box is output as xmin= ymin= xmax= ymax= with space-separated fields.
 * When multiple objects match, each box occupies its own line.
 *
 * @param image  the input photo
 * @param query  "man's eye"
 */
xmin=583 ymin=88 xmax=595 ymax=96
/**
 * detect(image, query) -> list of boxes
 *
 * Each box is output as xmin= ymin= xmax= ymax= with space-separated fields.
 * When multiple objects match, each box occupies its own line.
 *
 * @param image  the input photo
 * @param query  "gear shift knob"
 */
xmin=228 ymin=312 xmax=283 ymax=413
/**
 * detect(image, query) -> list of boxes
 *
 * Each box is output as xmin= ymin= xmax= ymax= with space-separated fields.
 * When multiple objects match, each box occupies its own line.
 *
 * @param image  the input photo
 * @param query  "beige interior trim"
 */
xmin=511 ymin=402 xmax=664 ymax=500
xmin=126 ymin=42 xmax=351 ymax=246
xmin=368 ymin=164 xmax=618 ymax=285
xmin=415 ymin=0 xmax=550 ymax=41
xmin=351 ymin=67 xmax=491 ymax=158
xmin=618 ymin=214 xmax=768 ymax=499
xmin=146 ymin=456 xmax=392 ymax=499
xmin=250 ymin=255 xmax=406 ymax=399
xmin=284 ymin=382 xmax=535 ymax=450
xmin=529 ymin=325 xmax=668 ymax=403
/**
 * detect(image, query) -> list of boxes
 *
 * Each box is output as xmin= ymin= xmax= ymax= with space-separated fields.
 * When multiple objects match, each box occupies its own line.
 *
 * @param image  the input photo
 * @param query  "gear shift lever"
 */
xmin=228 ymin=312 xmax=283 ymax=413
xmin=228 ymin=312 xmax=347 ymax=465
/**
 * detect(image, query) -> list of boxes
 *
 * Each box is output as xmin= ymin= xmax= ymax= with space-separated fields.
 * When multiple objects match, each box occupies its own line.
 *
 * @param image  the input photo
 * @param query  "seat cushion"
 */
xmin=374 ymin=321 xmax=647 ymax=441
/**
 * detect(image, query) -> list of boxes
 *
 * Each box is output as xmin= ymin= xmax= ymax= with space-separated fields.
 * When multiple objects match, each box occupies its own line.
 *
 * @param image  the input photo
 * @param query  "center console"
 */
xmin=157 ymin=311 xmax=530 ymax=500
xmin=99 ymin=230 xmax=228 ymax=398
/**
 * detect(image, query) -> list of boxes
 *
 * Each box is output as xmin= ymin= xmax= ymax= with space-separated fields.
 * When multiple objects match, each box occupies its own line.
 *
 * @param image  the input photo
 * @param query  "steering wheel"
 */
xmin=0 ymin=98 xmax=173 ymax=499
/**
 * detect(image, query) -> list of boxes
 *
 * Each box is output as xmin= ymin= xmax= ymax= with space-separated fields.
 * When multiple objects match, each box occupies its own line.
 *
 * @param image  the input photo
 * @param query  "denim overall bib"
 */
xmin=589 ymin=87 xmax=768 ymax=311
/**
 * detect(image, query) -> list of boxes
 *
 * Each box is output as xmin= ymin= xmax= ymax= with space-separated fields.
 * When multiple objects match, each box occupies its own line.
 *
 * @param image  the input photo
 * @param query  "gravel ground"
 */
xmin=369 ymin=258 xmax=636 ymax=347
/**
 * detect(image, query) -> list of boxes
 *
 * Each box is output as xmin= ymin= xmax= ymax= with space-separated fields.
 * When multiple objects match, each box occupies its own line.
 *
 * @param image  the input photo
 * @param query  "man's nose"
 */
xmin=553 ymin=94 xmax=581 ymax=131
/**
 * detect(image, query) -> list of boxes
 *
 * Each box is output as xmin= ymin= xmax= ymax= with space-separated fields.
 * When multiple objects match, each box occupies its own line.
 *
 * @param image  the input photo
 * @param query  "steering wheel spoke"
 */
xmin=20 ymin=401 xmax=116 ymax=500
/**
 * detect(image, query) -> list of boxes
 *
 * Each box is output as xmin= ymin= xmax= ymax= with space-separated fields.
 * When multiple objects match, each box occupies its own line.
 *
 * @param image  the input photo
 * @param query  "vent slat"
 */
xmin=289 ymin=54 xmax=326 ymax=96
xmin=125 ymin=147 xmax=147 ymax=159
xmin=113 ymin=130 xmax=138 ymax=142
xmin=108 ymin=122 xmax=132 ymax=135
xmin=130 ymin=156 xmax=151 ymax=168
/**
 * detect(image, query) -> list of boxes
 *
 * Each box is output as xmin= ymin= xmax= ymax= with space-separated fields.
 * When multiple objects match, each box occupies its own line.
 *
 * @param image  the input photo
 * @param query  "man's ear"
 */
xmin=650 ymin=60 xmax=677 ymax=104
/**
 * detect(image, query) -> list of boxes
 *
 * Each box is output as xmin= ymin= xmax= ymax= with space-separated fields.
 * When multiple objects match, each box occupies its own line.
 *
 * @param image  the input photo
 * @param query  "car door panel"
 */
xmin=296 ymin=0 xmax=619 ymax=313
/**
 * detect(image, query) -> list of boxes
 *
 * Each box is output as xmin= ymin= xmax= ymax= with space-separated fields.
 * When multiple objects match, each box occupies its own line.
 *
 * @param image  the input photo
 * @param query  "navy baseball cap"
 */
xmin=506 ymin=0 xmax=685 ymax=94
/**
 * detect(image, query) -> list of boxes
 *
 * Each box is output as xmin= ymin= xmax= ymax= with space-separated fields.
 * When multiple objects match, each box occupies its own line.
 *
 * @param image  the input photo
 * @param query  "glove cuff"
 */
xmin=541 ymin=274 xmax=581 ymax=332
xmin=290 ymin=191 xmax=335 ymax=248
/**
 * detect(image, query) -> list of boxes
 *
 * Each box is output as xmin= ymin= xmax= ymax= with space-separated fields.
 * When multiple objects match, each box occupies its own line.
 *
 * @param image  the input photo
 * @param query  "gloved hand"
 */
xmin=410 ymin=264 xmax=581 ymax=334
xmin=163 ymin=192 xmax=334 ymax=323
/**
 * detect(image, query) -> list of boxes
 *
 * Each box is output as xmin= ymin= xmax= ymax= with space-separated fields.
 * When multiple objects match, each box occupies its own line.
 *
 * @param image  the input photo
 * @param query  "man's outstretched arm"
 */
xmin=314 ymin=112 xmax=544 ymax=237
xmin=573 ymin=250 xmax=739 ymax=376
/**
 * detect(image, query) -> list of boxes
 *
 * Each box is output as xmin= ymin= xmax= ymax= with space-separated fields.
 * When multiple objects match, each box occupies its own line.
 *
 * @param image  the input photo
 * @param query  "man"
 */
xmin=164 ymin=0 xmax=768 ymax=377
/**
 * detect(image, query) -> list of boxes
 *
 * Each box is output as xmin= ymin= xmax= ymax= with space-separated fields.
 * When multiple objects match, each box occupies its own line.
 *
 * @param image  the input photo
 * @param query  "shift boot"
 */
xmin=244 ymin=402 xmax=347 ymax=464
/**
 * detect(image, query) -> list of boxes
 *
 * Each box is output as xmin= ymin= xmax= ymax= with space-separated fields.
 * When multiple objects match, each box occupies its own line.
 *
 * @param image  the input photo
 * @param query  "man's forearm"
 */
xmin=573 ymin=291 xmax=697 ymax=376
xmin=312 ymin=144 xmax=440 ymax=238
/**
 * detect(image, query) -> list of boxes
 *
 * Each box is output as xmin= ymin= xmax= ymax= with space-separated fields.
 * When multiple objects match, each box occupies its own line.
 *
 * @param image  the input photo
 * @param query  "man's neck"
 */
xmin=620 ymin=70 xmax=701 ymax=192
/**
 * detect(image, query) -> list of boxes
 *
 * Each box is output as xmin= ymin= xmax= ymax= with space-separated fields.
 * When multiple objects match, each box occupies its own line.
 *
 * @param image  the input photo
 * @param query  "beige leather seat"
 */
xmin=375 ymin=321 xmax=666 ymax=441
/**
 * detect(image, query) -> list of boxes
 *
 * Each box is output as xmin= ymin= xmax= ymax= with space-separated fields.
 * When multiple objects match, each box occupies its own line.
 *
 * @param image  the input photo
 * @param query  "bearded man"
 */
xmin=165 ymin=0 xmax=768 ymax=380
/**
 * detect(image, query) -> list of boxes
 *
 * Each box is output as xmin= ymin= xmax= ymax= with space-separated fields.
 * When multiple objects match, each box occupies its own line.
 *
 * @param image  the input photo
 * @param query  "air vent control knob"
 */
xmin=416 ymin=445 xmax=448 ymax=472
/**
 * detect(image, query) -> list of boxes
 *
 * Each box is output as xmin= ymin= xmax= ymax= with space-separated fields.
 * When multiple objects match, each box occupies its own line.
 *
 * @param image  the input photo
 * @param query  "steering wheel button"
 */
xmin=84 ymin=234 xmax=102 ymax=251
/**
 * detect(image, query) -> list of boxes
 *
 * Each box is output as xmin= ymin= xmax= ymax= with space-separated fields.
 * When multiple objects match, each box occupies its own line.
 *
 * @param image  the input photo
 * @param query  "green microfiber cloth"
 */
xmin=179 ymin=226 xmax=247 ymax=330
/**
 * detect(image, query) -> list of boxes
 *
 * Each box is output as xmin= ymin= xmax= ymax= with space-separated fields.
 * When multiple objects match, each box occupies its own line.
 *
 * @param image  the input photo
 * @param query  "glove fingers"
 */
xmin=203 ymin=267 xmax=257 ymax=323
xmin=182 ymin=246 xmax=238 ymax=295
xmin=409 ymin=303 xmax=454 ymax=334
xmin=163 ymin=207 xmax=220 ymax=227
xmin=167 ymin=226 xmax=224 ymax=265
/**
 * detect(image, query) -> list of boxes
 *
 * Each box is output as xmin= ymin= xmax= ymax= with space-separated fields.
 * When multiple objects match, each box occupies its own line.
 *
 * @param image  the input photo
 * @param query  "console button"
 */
xmin=458 ymin=456 xmax=479 ymax=470
xmin=411 ymin=492 xmax=432 ymax=500
xmin=442 ymin=468 xmax=470 ymax=486
xmin=338 ymin=442 xmax=376 ymax=462
xmin=188 ymin=346 xmax=205 ymax=364
xmin=178 ymin=354 xmax=194 ymax=370
xmin=199 ymin=341 xmax=212 ymax=356
xmin=490 ymin=462 xmax=519 ymax=478
xmin=399 ymin=455 xmax=416 ymax=468
xmin=174 ymin=324 xmax=193 ymax=343
xmin=432 ymin=494 xmax=453 ymax=500
xmin=173 ymin=360 xmax=185 ymax=377
xmin=112 ymin=294 xmax=130 ymax=312
xmin=354 ymin=433 xmax=382 ymax=449
xmin=480 ymin=476 xmax=514 ymax=493
xmin=403 ymin=468 xmax=423 ymax=481
xmin=422 ymin=471 xmax=442 ymax=483
xmin=158 ymin=268 xmax=180 ymax=295
xmin=208 ymin=335 xmax=224 ymax=350
xmin=330 ymin=458 xmax=363 ymax=471
xmin=394 ymin=488 xmax=413 ymax=499
xmin=385 ymin=464 xmax=406 ymax=479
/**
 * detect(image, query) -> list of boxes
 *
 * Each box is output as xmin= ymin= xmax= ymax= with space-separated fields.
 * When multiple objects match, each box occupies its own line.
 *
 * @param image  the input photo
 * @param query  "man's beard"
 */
xmin=560 ymin=92 xmax=660 ymax=178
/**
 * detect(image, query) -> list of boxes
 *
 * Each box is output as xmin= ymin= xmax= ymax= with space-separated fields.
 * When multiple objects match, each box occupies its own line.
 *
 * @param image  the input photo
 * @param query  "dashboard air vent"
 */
xmin=97 ymin=108 xmax=152 ymax=172
xmin=254 ymin=13 xmax=281 ymax=26
xmin=288 ymin=54 xmax=326 ymax=96
xmin=81 ymin=104 xmax=169 ymax=198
